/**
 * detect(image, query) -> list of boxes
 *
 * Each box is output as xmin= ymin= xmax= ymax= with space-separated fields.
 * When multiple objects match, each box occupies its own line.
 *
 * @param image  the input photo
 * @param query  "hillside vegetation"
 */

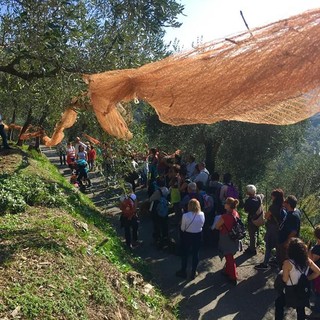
xmin=0 ymin=148 xmax=176 ymax=320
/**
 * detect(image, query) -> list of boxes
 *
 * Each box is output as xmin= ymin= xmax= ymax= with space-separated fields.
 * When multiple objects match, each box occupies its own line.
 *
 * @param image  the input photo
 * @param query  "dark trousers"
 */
xmin=181 ymin=232 xmax=202 ymax=273
xmin=0 ymin=124 xmax=9 ymax=148
xmin=275 ymin=292 xmax=305 ymax=320
xmin=59 ymin=153 xmax=66 ymax=165
xmin=124 ymin=216 xmax=138 ymax=246
xmin=248 ymin=219 xmax=259 ymax=251
xmin=152 ymin=212 xmax=168 ymax=244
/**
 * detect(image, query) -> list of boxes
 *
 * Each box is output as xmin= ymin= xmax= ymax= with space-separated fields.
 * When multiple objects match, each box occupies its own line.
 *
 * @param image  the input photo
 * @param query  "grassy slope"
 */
xmin=0 ymin=148 xmax=176 ymax=320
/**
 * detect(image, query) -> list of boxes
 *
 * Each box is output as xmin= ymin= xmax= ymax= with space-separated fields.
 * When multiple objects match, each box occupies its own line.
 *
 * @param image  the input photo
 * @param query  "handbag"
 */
xmin=252 ymin=195 xmax=265 ymax=227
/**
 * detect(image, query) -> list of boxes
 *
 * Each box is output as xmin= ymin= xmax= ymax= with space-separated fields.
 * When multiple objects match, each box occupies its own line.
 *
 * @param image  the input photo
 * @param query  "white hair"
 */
xmin=246 ymin=184 xmax=257 ymax=195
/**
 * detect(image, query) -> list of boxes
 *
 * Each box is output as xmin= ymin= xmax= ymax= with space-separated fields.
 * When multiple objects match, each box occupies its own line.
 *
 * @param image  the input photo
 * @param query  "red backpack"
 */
xmin=120 ymin=196 xmax=136 ymax=219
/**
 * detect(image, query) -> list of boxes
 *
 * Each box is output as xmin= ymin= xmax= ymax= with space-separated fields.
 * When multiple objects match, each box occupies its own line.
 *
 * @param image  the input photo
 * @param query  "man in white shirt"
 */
xmin=194 ymin=162 xmax=210 ymax=186
xmin=74 ymin=137 xmax=88 ymax=156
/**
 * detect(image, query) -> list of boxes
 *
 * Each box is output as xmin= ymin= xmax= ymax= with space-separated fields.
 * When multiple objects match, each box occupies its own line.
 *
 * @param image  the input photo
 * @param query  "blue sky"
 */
xmin=164 ymin=0 xmax=320 ymax=49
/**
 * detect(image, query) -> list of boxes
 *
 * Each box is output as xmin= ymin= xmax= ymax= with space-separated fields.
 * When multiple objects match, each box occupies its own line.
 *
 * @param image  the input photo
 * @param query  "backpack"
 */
xmin=228 ymin=216 xmax=246 ymax=241
xmin=226 ymin=184 xmax=239 ymax=199
xmin=202 ymin=194 xmax=214 ymax=214
xmin=285 ymin=268 xmax=310 ymax=307
xmin=120 ymin=196 xmax=136 ymax=219
xmin=156 ymin=189 xmax=169 ymax=217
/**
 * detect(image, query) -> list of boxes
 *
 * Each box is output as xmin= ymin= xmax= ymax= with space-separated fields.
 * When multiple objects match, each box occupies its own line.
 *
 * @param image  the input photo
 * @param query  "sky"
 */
xmin=164 ymin=0 xmax=320 ymax=49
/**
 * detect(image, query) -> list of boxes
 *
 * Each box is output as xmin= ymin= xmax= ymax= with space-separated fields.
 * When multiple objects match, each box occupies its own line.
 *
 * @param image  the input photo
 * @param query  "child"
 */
xmin=309 ymin=225 xmax=320 ymax=318
xmin=119 ymin=183 xmax=139 ymax=249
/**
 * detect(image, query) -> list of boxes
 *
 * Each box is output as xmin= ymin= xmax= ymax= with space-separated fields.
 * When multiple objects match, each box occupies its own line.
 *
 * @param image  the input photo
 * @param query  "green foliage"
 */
xmin=0 ymin=150 xmax=176 ymax=319
xmin=0 ymin=0 xmax=184 ymax=149
xmin=0 ymin=173 xmax=69 ymax=213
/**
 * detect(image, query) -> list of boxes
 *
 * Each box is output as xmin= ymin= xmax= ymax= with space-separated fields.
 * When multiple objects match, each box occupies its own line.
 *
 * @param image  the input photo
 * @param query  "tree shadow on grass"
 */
xmin=0 ymin=228 xmax=74 ymax=265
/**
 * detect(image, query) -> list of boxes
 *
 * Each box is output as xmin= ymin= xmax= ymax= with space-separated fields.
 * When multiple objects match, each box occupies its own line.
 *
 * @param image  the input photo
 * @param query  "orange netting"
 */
xmin=3 ymin=123 xmax=22 ymax=131
xmin=83 ymin=8 xmax=320 ymax=139
xmin=20 ymin=130 xmax=43 ymax=140
xmin=83 ymin=133 xmax=100 ymax=145
xmin=42 ymin=107 xmax=78 ymax=146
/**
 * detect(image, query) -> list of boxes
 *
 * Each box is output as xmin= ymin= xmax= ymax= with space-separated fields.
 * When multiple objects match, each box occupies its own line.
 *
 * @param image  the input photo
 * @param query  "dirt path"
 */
xmin=42 ymin=146 xmax=307 ymax=320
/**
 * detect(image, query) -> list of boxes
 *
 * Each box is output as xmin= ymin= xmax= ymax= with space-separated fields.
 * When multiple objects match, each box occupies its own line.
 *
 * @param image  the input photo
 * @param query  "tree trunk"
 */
xmin=204 ymin=139 xmax=221 ymax=173
xmin=17 ymin=107 xmax=33 ymax=146
xmin=8 ymin=106 xmax=16 ymax=141
xmin=34 ymin=111 xmax=47 ymax=150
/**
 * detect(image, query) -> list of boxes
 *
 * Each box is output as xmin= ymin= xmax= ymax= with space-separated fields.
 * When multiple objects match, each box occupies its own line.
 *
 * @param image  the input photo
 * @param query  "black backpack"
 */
xmin=226 ymin=215 xmax=246 ymax=241
xmin=285 ymin=268 xmax=310 ymax=308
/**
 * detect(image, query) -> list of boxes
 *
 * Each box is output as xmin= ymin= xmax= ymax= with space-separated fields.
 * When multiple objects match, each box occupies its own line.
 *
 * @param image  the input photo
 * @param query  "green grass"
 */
xmin=0 ymin=148 xmax=176 ymax=319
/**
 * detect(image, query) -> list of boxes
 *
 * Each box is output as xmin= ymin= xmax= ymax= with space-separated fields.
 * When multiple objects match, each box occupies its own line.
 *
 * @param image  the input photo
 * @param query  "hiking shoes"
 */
xmin=254 ymin=263 xmax=269 ymax=270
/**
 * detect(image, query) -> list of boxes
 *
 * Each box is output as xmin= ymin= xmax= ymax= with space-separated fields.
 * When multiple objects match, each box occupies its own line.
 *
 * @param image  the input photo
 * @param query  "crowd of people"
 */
xmin=57 ymin=137 xmax=97 ymax=191
xmin=118 ymin=147 xmax=320 ymax=320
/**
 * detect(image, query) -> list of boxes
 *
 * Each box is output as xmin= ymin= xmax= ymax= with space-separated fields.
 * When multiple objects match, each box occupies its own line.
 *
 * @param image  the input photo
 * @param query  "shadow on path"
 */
xmin=42 ymin=146 xmax=308 ymax=320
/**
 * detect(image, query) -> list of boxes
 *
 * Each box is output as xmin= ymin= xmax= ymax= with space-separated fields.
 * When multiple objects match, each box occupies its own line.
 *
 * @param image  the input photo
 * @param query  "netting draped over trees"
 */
xmin=82 ymin=8 xmax=320 ymax=140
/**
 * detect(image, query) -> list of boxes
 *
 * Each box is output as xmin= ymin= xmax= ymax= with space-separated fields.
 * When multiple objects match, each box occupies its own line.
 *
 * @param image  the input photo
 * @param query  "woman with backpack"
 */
xmin=219 ymin=173 xmax=239 ymax=207
xmin=149 ymin=178 xmax=170 ymax=249
xmin=119 ymin=183 xmax=139 ymax=249
xmin=176 ymin=199 xmax=205 ymax=280
xmin=215 ymin=197 xmax=241 ymax=285
xmin=275 ymin=238 xmax=320 ymax=320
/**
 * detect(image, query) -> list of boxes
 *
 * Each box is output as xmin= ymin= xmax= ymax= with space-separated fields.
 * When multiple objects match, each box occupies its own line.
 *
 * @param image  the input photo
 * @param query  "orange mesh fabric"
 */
xmin=85 ymin=9 xmax=320 ymax=138
xmin=43 ymin=107 xmax=77 ymax=146
xmin=83 ymin=133 xmax=100 ymax=145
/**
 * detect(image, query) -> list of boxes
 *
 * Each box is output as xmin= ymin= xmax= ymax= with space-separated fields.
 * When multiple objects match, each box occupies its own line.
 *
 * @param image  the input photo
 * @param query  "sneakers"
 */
xmin=254 ymin=263 xmax=269 ymax=270
xmin=175 ymin=270 xmax=187 ymax=279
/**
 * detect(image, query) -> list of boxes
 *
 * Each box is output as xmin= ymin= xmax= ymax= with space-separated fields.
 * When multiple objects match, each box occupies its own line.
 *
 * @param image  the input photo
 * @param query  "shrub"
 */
xmin=0 ymin=173 xmax=68 ymax=214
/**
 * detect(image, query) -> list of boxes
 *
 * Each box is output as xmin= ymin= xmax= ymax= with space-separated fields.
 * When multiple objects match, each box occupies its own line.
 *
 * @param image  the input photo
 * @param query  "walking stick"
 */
xmin=300 ymin=208 xmax=316 ymax=230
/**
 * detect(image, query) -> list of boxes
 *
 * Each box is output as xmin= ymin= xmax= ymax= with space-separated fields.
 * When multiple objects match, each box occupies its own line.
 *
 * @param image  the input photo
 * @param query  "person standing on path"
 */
xmin=275 ymin=238 xmax=320 ymax=320
xmin=57 ymin=142 xmax=67 ymax=166
xmin=277 ymin=195 xmax=301 ymax=268
xmin=0 ymin=114 xmax=10 ymax=149
xmin=244 ymin=184 xmax=263 ymax=255
xmin=176 ymin=199 xmax=205 ymax=280
xmin=215 ymin=197 xmax=240 ymax=285
xmin=119 ymin=183 xmax=140 ymax=249
xmin=255 ymin=189 xmax=284 ymax=270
